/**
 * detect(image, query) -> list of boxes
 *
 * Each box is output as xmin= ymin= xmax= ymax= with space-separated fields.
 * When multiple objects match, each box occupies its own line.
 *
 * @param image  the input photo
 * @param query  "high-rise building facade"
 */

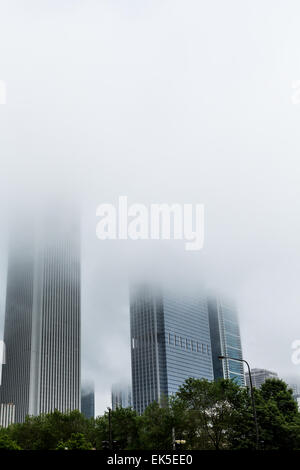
xmin=208 ymin=297 xmax=245 ymax=386
xmin=81 ymin=383 xmax=95 ymax=419
xmin=0 ymin=403 xmax=15 ymax=428
xmin=0 ymin=213 xmax=81 ymax=422
xmin=130 ymin=285 xmax=214 ymax=414
xmin=245 ymin=368 xmax=278 ymax=389
xmin=111 ymin=383 xmax=132 ymax=411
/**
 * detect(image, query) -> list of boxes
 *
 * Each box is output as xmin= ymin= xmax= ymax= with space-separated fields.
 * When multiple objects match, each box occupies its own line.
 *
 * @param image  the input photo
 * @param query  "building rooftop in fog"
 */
xmin=111 ymin=383 xmax=132 ymax=411
xmin=81 ymin=383 xmax=95 ymax=419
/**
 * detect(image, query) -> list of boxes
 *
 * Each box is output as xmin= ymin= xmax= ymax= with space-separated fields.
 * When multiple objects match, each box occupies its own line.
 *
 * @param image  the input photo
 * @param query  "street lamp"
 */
xmin=218 ymin=355 xmax=260 ymax=450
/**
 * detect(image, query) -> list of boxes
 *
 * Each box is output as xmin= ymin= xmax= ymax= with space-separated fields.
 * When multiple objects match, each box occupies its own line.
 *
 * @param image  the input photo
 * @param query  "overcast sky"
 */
xmin=1 ymin=0 xmax=300 ymax=415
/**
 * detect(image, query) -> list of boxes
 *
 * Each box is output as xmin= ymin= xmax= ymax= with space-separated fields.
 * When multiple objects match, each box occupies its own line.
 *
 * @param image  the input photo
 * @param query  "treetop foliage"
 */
xmin=0 ymin=378 xmax=299 ymax=450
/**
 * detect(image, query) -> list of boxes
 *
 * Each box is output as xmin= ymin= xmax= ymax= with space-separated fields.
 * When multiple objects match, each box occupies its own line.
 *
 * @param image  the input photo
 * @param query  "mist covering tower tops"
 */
xmin=130 ymin=284 xmax=245 ymax=414
xmin=0 ymin=209 xmax=81 ymax=422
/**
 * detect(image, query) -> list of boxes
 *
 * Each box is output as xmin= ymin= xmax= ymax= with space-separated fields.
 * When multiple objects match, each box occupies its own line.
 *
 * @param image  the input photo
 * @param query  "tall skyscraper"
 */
xmin=245 ymin=368 xmax=278 ymax=389
xmin=81 ymin=383 xmax=95 ymax=419
xmin=130 ymin=285 xmax=214 ymax=414
xmin=111 ymin=383 xmax=132 ymax=411
xmin=208 ymin=297 xmax=245 ymax=386
xmin=0 ymin=212 xmax=81 ymax=422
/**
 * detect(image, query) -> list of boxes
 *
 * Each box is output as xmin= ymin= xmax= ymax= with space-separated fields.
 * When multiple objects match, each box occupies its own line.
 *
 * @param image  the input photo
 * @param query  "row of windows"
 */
xmin=167 ymin=332 xmax=210 ymax=354
xmin=132 ymin=334 xmax=211 ymax=355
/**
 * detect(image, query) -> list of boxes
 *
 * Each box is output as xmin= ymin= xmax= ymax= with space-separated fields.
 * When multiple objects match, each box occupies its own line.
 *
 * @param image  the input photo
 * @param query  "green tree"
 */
xmin=139 ymin=401 xmax=173 ymax=450
xmin=8 ymin=409 xmax=93 ymax=450
xmin=56 ymin=432 xmax=93 ymax=450
xmin=93 ymin=407 xmax=140 ymax=450
xmin=174 ymin=377 xmax=252 ymax=450
xmin=3 ymin=377 xmax=300 ymax=451
xmin=256 ymin=379 xmax=300 ymax=450
xmin=227 ymin=378 xmax=300 ymax=450
xmin=0 ymin=430 xmax=21 ymax=450
xmin=111 ymin=407 xmax=140 ymax=450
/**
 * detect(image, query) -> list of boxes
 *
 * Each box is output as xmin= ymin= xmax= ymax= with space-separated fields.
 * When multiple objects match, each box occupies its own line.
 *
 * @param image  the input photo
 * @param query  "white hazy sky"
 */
xmin=1 ymin=0 xmax=300 ymax=414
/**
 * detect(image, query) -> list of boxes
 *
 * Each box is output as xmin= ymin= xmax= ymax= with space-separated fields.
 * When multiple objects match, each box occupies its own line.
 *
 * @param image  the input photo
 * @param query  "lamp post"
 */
xmin=218 ymin=355 xmax=260 ymax=450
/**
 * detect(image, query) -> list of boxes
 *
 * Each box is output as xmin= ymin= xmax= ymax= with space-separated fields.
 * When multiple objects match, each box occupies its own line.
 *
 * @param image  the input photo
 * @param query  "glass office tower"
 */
xmin=81 ymin=383 xmax=95 ymax=419
xmin=208 ymin=297 xmax=245 ymax=386
xmin=0 ymin=212 xmax=81 ymax=422
xmin=130 ymin=285 xmax=214 ymax=414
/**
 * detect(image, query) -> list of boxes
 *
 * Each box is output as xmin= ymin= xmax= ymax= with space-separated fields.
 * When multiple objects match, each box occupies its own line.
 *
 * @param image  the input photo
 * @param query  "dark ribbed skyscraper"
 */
xmin=0 ymin=211 xmax=81 ymax=422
